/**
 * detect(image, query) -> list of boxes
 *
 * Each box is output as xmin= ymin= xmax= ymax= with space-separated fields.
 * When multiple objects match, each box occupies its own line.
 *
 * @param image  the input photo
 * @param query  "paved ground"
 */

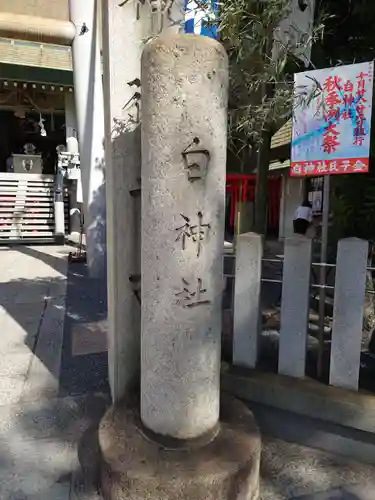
xmin=1 ymin=244 xmax=375 ymax=499
xmin=0 ymin=245 xmax=108 ymax=499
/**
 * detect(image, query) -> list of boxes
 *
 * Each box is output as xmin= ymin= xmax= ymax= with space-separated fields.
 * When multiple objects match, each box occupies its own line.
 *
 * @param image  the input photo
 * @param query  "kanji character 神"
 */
xmin=175 ymin=212 xmax=210 ymax=256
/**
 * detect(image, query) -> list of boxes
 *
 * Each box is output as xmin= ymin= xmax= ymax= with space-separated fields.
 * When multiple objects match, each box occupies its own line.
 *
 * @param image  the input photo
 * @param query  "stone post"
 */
xmin=233 ymin=232 xmax=263 ymax=369
xmin=141 ymin=33 xmax=228 ymax=439
xmin=279 ymin=235 xmax=312 ymax=378
xmin=100 ymin=0 xmax=147 ymax=401
xmin=101 ymin=0 xmax=185 ymax=401
xmin=330 ymin=237 xmax=368 ymax=391
xmin=69 ymin=0 xmax=106 ymax=278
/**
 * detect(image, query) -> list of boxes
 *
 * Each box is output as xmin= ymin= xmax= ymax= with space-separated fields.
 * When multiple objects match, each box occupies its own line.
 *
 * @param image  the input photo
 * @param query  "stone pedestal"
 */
xmin=99 ymin=394 xmax=261 ymax=500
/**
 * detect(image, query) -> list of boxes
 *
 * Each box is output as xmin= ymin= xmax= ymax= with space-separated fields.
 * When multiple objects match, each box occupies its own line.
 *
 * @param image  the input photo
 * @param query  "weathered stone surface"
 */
xmin=99 ymin=394 xmax=261 ymax=500
xmin=279 ymin=236 xmax=312 ymax=378
xmin=141 ymin=33 xmax=228 ymax=439
xmin=233 ymin=232 xmax=263 ymax=369
xmin=330 ymin=237 xmax=368 ymax=391
xmin=101 ymin=0 xmax=145 ymax=401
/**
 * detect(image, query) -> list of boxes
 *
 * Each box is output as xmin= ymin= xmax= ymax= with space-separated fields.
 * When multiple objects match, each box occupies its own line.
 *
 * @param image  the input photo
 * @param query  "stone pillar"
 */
xmin=141 ymin=33 xmax=228 ymax=439
xmin=233 ymin=232 xmax=262 ymax=368
xmin=330 ymin=238 xmax=368 ymax=391
xmin=279 ymin=235 xmax=312 ymax=378
xmin=69 ymin=0 xmax=106 ymax=277
xmin=101 ymin=0 xmax=149 ymax=400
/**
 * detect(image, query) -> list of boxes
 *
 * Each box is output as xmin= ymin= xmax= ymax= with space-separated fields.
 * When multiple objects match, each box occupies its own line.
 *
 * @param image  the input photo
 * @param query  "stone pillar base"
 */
xmin=98 ymin=393 xmax=261 ymax=500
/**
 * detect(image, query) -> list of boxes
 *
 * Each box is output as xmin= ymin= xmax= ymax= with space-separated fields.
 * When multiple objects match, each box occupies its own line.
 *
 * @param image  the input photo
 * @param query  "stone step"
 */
xmin=260 ymin=435 xmax=375 ymax=499
xmin=250 ymin=401 xmax=375 ymax=466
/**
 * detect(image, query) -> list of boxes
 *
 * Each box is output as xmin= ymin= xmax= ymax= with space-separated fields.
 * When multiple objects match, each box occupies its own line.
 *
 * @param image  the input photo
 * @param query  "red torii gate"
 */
xmin=226 ymin=174 xmax=281 ymax=233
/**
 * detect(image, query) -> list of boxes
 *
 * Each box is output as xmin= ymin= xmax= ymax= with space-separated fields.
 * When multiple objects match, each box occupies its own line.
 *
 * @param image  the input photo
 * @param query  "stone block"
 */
xmin=99 ymin=394 xmax=261 ymax=500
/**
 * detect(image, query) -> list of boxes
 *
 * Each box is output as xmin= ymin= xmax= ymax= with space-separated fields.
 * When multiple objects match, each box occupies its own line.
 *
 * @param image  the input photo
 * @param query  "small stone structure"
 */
xmin=99 ymin=33 xmax=261 ymax=500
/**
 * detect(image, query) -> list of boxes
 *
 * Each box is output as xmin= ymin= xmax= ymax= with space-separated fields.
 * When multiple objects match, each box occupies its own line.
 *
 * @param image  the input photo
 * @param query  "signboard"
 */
xmin=291 ymin=61 xmax=374 ymax=176
xmin=184 ymin=0 xmax=218 ymax=39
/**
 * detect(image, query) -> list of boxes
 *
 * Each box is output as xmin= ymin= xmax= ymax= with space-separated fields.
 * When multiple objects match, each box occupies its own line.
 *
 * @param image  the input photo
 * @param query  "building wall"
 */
xmin=0 ymin=0 xmax=69 ymax=20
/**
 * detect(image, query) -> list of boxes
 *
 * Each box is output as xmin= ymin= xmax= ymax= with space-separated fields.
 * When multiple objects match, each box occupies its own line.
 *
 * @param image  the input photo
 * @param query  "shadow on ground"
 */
xmin=0 ymin=254 xmax=109 ymax=397
xmin=60 ymin=260 xmax=109 ymax=397
xmin=0 ymin=247 xmax=109 ymax=498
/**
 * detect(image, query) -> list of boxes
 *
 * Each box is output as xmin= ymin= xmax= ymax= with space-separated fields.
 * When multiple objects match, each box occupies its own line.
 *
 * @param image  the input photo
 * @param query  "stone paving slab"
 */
xmin=0 ymin=437 xmax=76 ymax=500
xmin=260 ymin=437 xmax=375 ymax=500
xmin=292 ymin=485 xmax=374 ymax=499
xmin=0 ymin=376 xmax=26 ymax=406
xmin=71 ymin=320 xmax=107 ymax=357
xmin=0 ymin=351 xmax=33 ymax=379
xmin=0 ymin=302 xmax=42 ymax=353
xmin=0 ymin=394 xmax=108 ymax=442
xmin=22 ymin=297 xmax=66 ymax=402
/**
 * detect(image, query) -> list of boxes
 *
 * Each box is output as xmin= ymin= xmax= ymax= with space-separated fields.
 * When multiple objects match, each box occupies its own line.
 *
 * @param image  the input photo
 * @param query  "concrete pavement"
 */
xmin=0 ymin=244 xmax=108 ymax=499
xmin=0 ymin=244 xmax=375 ymax=499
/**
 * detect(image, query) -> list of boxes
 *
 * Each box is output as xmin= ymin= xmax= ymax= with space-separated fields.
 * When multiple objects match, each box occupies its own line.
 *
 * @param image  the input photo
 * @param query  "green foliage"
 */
xmin=218 ymin=0 xmax=324 ymax=148
xmin=315 ymin=0 xmax=375 ymax=67
xmin=330 ymin=174 xmax=375 ymax=242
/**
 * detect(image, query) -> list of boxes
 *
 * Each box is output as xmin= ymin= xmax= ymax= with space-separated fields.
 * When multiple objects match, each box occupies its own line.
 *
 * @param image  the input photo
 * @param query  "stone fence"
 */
xmin=231 ymin=234 xmax=369 ymax=392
